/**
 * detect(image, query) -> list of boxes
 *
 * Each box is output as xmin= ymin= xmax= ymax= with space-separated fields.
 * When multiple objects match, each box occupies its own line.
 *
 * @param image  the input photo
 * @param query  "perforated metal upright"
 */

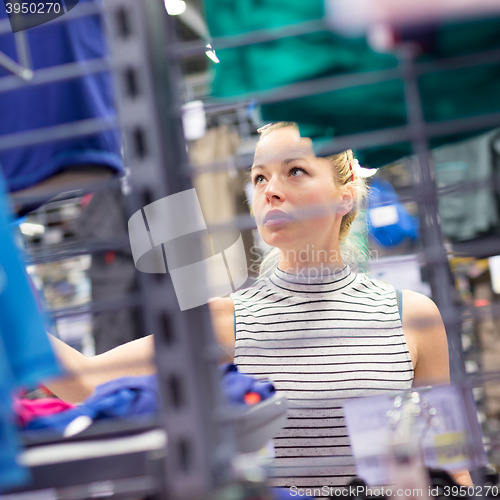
xmin=104 ymin=1 xmax=235 ymax=498
xmin=398 ymin=47 xmax=468 ymax=383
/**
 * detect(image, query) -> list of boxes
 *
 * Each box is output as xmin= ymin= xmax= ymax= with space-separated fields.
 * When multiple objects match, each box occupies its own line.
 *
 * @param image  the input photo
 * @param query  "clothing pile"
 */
xmin=14 ymin=366 xmax=288 ymax=495
xmin=17 ymin=364 xmax=276 ymax=433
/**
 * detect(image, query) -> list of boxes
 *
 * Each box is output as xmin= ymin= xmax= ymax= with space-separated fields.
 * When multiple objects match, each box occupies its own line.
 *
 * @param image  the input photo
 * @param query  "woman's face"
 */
xmin=251 ymin=127 xmax=345 ymax=251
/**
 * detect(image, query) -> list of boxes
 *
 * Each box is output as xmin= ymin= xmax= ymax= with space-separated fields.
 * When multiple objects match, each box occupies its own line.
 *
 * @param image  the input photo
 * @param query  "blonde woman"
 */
xmin=48 ymin=122 xmax=472 ymax=488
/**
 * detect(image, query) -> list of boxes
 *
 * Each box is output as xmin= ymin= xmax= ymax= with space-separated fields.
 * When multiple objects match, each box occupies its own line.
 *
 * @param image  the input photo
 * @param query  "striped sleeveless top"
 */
xmin=229 ymin=264 xmax=414 ymax=489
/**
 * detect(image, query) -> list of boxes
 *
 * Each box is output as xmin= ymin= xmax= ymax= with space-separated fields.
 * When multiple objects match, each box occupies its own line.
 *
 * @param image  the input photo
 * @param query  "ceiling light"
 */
xmin=164 ymin=0 xmax=186 ymax=16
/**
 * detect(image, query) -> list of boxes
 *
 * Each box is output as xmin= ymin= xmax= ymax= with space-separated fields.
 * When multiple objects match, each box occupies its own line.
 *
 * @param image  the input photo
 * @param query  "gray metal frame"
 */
xmin=103 ymin=1 xmax=235 ymax=498
xmin=398 ymin=45 xmax=467 ymax=382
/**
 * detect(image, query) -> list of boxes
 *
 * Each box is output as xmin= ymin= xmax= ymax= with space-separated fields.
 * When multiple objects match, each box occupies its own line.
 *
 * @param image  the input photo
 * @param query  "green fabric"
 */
xmin=206 ymin=0 xmax=398 ymax=96
xmin=206 ymin=0 xmax=323 ymax=38
xmin=205 ymin=0 xmax=500 ymax=167
xmin=432 ymin=129 xmax=500 ymax=241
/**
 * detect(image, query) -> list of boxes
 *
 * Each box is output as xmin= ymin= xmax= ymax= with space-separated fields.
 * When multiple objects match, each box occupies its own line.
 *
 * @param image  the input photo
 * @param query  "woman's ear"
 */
xmin=338 ymin=184 xmax=354 ymax=216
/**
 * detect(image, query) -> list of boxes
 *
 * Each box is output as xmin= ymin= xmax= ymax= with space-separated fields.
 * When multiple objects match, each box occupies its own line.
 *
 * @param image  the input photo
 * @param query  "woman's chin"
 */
xmin=262 ymin=230 xmax=299 ymax=249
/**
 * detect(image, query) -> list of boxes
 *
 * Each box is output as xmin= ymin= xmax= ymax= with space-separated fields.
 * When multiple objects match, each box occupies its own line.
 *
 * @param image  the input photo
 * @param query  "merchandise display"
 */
xmin=368 ymin=177 xmax=419 ymax=247
xmin=69 ymin=190 xmax=141 ymax=354
xmin=433 ymin=129 xmax=500 ymax=242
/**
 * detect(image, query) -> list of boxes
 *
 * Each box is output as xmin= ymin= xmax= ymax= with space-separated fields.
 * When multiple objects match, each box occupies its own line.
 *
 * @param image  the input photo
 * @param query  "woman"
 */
xmin=47 ymin=122 xmax=472 ymax=487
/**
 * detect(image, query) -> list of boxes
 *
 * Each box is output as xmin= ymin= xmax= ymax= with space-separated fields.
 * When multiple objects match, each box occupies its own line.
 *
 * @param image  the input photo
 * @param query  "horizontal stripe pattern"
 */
xmin=230 ymin=265 xmax=414 ymax=489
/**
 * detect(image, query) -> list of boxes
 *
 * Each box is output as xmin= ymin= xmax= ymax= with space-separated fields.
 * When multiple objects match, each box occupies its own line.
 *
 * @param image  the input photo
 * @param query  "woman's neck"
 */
xmin=277 ymin=242 xmax=344 ymax=276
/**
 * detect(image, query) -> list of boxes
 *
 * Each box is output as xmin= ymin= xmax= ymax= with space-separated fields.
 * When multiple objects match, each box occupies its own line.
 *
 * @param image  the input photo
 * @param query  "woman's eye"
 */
xmin=254 ymin=175 xmax=265 ymax=184
xmin=290 ymin=167 xmax=305 ymax=176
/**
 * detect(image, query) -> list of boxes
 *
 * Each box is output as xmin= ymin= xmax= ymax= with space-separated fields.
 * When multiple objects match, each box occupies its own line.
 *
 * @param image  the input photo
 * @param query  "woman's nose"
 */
xmin=264 ymin=176 xmax=284 ymax=202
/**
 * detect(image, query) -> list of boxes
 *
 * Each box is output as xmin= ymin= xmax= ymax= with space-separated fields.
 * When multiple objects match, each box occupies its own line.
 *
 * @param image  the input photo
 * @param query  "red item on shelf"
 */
xmin=243 ymin=392 xmax=262 ymax=405
xmin=13 ymin=397 xmax=75 ymax=426
xmin=105 ymin=251 xmax=116 ymax=265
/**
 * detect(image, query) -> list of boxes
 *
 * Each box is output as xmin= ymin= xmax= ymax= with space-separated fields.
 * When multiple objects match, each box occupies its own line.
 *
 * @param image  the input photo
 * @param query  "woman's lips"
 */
xmin=264 ymin=216 xmax=293 ymax=227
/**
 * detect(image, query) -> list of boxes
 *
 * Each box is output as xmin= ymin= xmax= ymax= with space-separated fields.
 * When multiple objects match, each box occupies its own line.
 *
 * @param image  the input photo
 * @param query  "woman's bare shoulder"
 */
xmin=401 ymin=289 xmax=442 ymax=328
xmin=401 ymin=289 xmax=449 ymax=385
xmin=207 ymin=296 xmax=235 ymax=313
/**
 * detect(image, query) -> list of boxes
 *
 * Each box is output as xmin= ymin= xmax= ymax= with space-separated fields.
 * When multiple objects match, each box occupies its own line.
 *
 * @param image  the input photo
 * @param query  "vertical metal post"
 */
xmin=400 ymin=46 xmax=487 ymax=487
xmin=399 ymin=45 xmax=466 ymax=383
xmin=104 ymin=0 xmax=235 ymax=498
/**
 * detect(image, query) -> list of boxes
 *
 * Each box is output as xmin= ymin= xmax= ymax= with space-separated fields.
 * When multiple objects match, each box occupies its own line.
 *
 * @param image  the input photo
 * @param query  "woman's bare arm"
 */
xmin=402 ymin=290 xmax=473 ymax=486
xmin=45 ymin=297 xmax=235 ymax=403
xmin=46 ymin=335 xmax=155 ymax=403
xmin=207 ymin=296 xmax=236 ymax=362
xmin=403 ymin=290 xmax=450 ymax=387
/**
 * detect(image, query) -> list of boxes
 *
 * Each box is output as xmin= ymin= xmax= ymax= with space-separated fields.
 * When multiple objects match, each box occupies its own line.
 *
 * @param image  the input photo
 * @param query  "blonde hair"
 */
xmin=254 ymin=122 xmax=369 ymax=277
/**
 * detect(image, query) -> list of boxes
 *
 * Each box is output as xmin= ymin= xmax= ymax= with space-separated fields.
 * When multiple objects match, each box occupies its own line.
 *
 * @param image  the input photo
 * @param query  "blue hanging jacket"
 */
xmin=0 ymin=172 xmax=61 ymax=490
xmin=368 ymin=178 xmax=419 ymax=247
xmin=0 ymin=0 xmax=123 ymax=204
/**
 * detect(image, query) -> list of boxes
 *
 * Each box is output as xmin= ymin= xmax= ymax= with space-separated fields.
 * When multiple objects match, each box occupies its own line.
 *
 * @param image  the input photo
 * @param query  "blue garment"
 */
xmin=0 ymin=173 xmax=61 ymax=490
xmin=0 ymin=0 xmax=123 ymax=200
xmin=0 ymin=184 xmax=61 ymax=387
xmin=368 ymin=178 xmax=419 ymax=247
xmin=26 ymin=375 xmax=159 ymax=431
xmin=0 ymin=333 xmax=28 ymax=490
xmin=27 ymin=367 xmax=277 ymax=432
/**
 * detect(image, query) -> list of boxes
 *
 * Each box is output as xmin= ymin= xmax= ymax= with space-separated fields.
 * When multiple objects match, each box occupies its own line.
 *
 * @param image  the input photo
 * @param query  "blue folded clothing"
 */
xmin=25 ymin=366 xmax=276 ymax=432
xmin=25 ymin=375 xmax=158 ymax=431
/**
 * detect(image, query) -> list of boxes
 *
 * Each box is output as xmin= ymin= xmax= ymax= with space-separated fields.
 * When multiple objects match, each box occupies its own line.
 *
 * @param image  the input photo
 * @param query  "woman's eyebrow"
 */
xmin=252 ymin=158 xmax=307 ymax=172
xmin=250 ymin=157 xmax=307 ymax=173
xmin=251 ymin=164 xmax=265 ymax=172
xmin=283 ymin=157 xmax=306 ymax=165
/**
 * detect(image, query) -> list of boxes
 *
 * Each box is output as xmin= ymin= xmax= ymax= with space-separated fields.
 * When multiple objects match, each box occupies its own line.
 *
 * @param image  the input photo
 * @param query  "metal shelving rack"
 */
xmin=104 ymin=1 xmax=234 ymax=498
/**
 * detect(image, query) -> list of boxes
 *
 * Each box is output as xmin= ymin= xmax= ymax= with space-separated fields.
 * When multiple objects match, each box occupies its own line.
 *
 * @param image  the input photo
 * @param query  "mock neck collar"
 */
xmin=267 ymin=264 xmax=355 ymax=296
